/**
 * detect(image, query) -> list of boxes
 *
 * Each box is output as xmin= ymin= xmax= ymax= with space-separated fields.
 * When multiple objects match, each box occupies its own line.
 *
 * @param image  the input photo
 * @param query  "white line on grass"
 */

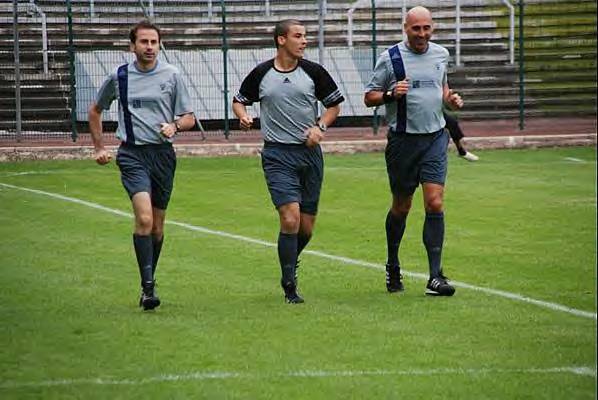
xmin=0 ymin=171 xmax=63 ymax=177
xmin=0 ymin=182 xmax=596 ymax=321
xmin=0 ymin=366 xmax=594 ymax=389
xmin=563 ymin=157 xmax=586 ymax=163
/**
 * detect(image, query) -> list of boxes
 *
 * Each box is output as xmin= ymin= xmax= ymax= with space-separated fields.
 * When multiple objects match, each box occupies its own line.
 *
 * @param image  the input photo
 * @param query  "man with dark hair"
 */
xmin=364 ymin=7 xmax=463 ymax=296
xmin=233 ymin=19 xmax=344 ymax=304
xmin=129 ymin=19 xmax=161 ymax=43
xmin=88 ymin=20 xmax=196 ymax=310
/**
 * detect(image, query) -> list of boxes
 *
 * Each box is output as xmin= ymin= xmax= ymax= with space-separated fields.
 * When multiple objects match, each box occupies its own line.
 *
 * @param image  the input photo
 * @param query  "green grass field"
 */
xmin=0 ymin=147 xmax=596 ymax=399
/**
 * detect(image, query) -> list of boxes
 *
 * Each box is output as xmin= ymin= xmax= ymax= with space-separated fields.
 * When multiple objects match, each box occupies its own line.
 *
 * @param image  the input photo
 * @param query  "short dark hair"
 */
xmin=129 ymin=20 xmax=161 ymax=43
xmin=273 ymin=19 xmax=304 ymax=48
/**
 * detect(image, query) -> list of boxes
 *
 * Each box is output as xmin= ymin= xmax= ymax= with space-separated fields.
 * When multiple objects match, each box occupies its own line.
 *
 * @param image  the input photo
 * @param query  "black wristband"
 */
xmin=382 ymin=90 xmax=395 ymax=104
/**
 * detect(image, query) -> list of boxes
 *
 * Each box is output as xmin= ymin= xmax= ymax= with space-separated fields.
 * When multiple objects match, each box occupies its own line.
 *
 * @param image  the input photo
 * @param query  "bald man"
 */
xmin=364 ymin=6 xmax=463 ymax=296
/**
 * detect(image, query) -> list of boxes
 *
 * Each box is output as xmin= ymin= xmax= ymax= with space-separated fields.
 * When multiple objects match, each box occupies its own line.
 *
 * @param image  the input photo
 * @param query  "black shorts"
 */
xmin=385 ymin=129 xmax=449 ymax=196
xmin=261 ymin=141 xmax=324 ymax=215
xmin=115 ymin=143 xmax=177 ymax=210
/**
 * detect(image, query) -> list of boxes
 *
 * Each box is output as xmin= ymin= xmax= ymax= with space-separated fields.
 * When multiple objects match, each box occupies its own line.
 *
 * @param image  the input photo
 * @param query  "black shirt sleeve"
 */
xmin=299 ymin=59 xmax=345 ymax=108
xmin=233 ymin=59 xmax=274 ymax=105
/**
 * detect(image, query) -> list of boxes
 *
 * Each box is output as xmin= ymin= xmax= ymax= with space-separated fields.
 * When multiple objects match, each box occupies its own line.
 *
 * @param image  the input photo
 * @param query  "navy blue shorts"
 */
xmin=385 ymin=129 xmax=449 ymax=196
xmin=115 ymin=143 xmax=177 ymax=210
xmin=261 ymin=141 xmax=324 ymax=215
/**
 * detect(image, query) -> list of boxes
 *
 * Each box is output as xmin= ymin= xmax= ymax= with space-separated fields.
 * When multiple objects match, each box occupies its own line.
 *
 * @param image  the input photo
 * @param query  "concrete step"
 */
xmin=457 ymin=107 xmax=597 ymax=120
xmin=0 ymin=107 xmax=70 ymax=119
xmin=0 ymin=119 xmax=72 ymax=131
xmin=0 ymin=96 xmax=69 ymax=107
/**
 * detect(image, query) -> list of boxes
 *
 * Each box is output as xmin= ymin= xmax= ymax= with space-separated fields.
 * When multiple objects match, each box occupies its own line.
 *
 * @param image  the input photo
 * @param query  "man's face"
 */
xmin=404 ymin=12 xmax=433 ymax=53
xmin=130 ymin=28 xmax=160 ymax=65
xmin=278 ymin=25 xmax=307 ymax=59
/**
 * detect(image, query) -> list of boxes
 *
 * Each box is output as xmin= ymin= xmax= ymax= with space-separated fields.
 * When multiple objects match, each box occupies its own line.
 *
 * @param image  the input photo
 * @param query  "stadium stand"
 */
xmin=0 ymin=0 xmax=596 ymax=134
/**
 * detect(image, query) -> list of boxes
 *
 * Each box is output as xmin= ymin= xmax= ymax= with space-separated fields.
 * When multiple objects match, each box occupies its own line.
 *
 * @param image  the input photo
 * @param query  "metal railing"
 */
xmin=136 ymin=0 xmax=207 ymax=133
xmin=347 ymin=0 xmax=515 ymax=66
xmin=502 ymin=0 xmax=515 ymax=64
xmin=26 ymin=0 xmax=49 ymax=74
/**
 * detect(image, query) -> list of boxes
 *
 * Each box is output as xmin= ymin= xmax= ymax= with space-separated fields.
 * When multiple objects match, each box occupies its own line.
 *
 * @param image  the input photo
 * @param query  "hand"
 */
xmin=160 ymin=122 xmax=177 ymax=138
xmin=94 ymin=148 xmax=112 ymax=165
xmin=239 ymin=115 xmax=254 ymax=130
xmin=305 ymin=125 xmax=324 ymax=148
xmin=393 ymin=78 xmax=410 ymax=98
xmin=446 ymin=89 xmax=464 ymax=109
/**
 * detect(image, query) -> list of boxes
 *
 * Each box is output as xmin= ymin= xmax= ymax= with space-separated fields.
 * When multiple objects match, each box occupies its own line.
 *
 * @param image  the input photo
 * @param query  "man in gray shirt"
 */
xmin=364 ymin=7 xmax=463 ymax=297
xmin=88 ymin=20 xmax=196 ymax=310
xmin=233 ymin=19 xmax=344 ymax=304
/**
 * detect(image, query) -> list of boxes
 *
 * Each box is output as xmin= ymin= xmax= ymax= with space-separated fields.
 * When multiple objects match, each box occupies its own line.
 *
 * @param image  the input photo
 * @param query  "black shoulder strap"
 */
xmin=388 ymin=44 xmax=406 ymax=81
xmin=388 ymin=45 xmax=407 ymax=133
xmin=117 ymin=64 xmax=135 ymax=144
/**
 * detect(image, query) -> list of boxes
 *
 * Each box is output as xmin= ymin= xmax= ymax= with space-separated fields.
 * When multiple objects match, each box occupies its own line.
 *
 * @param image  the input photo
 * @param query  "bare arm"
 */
xmin=232 ymin=101 xmax=254 ymax=130
xmin=305 ymin=104 xmax=341 ymax=147
xmin=364 ymin=91 xmax=385 ymax=108
xmin=443 ymin=84 xmax=464 ymax=110
xmin=319 ymin=104 xmax=340 ymax=128
xmin=88 ymin=102 xmax=112 ymax=165
xmin=159 ymin=112 xmax=196 ymax=138
xmin=364 ymin=79 xmax=410 ymax=108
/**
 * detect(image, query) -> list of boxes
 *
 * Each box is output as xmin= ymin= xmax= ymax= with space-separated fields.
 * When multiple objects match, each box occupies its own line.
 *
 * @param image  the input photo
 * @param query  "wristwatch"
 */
xmin=317 ymin=121 xmax=327 ymax=132
xmin=382 ymin=89 xmax=395 ymax=104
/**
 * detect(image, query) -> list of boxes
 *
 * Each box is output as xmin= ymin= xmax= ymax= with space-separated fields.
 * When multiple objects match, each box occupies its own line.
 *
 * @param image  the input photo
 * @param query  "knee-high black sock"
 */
xmin=423 ymin=212 xmax=444 ymax=278
xmin=278 ymin=232 xmax=298 ymax=286
xmin=297 ymin=233 xmax=312 ymax=257
xmin=454 ymin=140 xmax=467 ymax=156
xmin=386 ymin=211 xmax=407 ymax=267
xmin=133 ymin=234 xmax=154 ymax=291
xmin=152 ymin=234 xmax=164 ymax=276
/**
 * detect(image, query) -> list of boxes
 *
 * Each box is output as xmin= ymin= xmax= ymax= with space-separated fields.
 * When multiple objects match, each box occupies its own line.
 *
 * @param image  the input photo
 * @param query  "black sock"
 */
xmin=277 ymin=232 xmax=298 ymax=286
xmin=423 ymin=212 xmax=444 ymax=278
xmin=297 ymin=233 xmax=312 ymax=257
xmin=386 ymin=211 xmax=406 ymax=267
xmin=133 ymin=234 xmax=154 ymax=291
xmin=152 ymin=234 xmax=164 ymax=276
xmin=455 ymin=141 xmax=467 ymax=156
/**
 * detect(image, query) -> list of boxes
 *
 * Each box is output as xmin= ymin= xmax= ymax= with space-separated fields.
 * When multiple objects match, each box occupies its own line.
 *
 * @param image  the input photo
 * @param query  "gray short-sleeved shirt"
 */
xmin=96 ymin=60 xmax=193 ymax=145
xmin=234 ymin=58 xmax=344 ymax=144
xmin=365 ymin=41 xmax=449 ymax=134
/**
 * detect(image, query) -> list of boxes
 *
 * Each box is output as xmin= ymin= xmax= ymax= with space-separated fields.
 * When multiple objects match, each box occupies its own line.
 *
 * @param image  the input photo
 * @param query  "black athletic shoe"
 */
xmin=425 ymin=276 xmax=455 ymax=296
xmin=386 ymin=264 xmax=404 ymax=292
xmin=139 ymin=282 xmax=161 ymax=310
xmin=281 ymin=281 xmax=304 ymax=304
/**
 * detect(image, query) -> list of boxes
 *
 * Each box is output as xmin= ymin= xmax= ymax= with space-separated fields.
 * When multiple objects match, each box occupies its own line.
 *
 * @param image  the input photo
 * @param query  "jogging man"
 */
xmin=88 ymin=20 xmax=196 ymax=310
xmin=444 ymin=110 xmax=479 ymax=161
xmin=232 ymin=19 xmax=344 ymax=304
xmin=364 ymin=6 xmax=463 ymax=296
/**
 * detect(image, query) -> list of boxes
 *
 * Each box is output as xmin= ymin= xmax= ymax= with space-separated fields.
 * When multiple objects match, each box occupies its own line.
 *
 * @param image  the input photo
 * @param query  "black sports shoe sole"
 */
xmin=425 ymin=288 xmax=456 ymax=297
xmin=285 ymin=295 xmax=305 ymax=304
xmin=140 ymin=296 xmax=161 ymax=310
xmin=387 ymin=284 xmax=405 ymax=293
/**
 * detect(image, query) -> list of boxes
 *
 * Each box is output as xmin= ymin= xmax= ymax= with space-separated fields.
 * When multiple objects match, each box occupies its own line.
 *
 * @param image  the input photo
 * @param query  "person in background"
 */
xmin=444 ymin=111 xmax=479 ymax=161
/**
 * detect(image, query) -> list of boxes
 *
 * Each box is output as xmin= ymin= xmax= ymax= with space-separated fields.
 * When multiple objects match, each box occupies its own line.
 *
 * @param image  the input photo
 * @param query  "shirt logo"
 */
xmin=283 ymin=77 xmax=291 ymax=84
xmin=411 ymin=80 xmax=435 ymax=89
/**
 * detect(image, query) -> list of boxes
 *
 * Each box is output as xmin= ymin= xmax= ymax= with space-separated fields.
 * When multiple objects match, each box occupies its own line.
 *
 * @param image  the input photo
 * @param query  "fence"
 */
xmin=2 ymin=0 xmax=596 ymax=144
